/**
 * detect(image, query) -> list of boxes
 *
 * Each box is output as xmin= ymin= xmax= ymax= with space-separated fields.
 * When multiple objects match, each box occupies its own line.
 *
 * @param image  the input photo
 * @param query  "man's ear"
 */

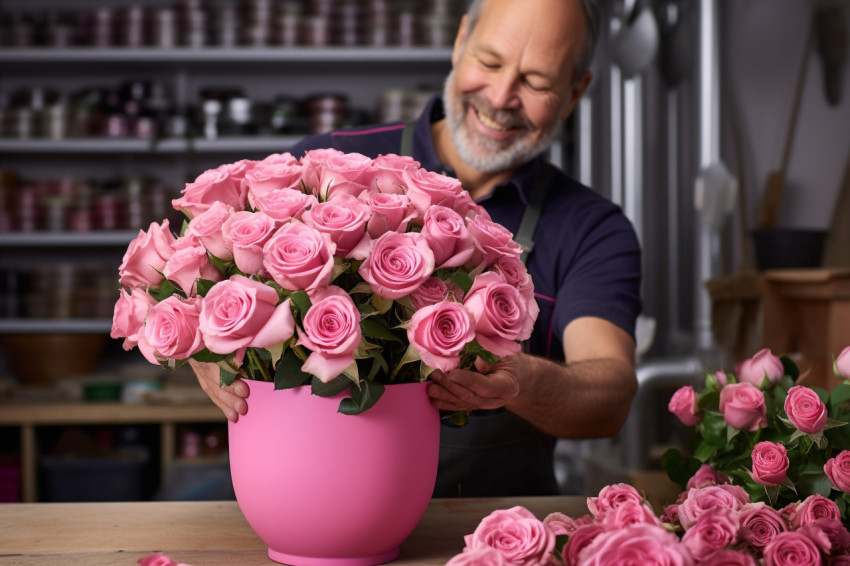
xmin=451 ymin=14 xmax=469 ymax=67
xmin=560 ymin=71 xmax=593 ymax=121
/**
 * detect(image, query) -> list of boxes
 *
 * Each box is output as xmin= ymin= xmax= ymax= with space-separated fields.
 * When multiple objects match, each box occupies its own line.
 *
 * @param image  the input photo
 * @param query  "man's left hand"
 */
xmin=426 ymin=355 xmax=521 ymax=412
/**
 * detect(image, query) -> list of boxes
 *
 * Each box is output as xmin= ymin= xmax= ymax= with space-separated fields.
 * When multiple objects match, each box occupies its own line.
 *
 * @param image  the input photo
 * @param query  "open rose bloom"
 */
xmin=111 ymin=150 xmax=538 ymax=414
xmin=663 ymin=347 xmax=850 ymax=544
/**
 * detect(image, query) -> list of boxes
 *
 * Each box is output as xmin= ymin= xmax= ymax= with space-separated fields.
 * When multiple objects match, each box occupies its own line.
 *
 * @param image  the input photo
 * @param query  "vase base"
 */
xmin=267 ymin=547 xmax=400 ymax=566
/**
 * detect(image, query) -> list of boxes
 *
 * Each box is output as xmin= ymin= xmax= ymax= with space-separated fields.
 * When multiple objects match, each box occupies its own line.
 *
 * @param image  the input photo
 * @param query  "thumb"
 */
xmin=474 ymin=356 xmax=494 ymax=374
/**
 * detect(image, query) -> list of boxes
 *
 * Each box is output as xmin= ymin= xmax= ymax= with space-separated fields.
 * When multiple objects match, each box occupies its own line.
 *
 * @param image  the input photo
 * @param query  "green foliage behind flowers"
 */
xmin=663 ymin=347 xmax=850 ymax=525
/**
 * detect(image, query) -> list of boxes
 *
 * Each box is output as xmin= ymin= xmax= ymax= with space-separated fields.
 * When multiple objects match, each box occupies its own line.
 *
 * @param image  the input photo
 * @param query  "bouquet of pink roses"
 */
xmin=110 ymin=149 xmax=538 ymax=414
xmin=664 ymin=346 xmax=850 ymax=526
xmin=446 ymin=481 xmax=850 ymax=565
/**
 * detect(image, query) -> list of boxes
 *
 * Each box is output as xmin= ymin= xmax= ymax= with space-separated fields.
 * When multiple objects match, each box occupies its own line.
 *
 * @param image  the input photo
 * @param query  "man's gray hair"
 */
xmin=463 ymin=0 xmax=601 ymax=85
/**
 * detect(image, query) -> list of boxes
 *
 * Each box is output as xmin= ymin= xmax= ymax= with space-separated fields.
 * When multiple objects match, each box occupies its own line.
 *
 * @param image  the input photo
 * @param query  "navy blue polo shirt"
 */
xmin=290 ymin=96 xmax=643 ymax=363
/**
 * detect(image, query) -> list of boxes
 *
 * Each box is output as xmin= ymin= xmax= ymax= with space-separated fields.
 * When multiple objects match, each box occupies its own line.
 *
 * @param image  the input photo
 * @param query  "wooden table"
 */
xmin=0 ymin=497 xmax=587 ymax=565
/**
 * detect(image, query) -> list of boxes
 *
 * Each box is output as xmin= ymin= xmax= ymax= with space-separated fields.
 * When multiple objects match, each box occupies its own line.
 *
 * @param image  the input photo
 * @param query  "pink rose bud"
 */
xmin=686 ymin=464 xmax=729 ymax=490
xmin=718 ymin=382 xmax=767 ymax=431
xmin=111 ymin=287 xmax=157 ymax=350
xmin=302 ymin=194 xmax=372 ymax=259
xmin=462 ymin=506 xmax=555 ymax=566
xmin=734 ymin=348 xmax=784 ymax=388
xmin=316 ymin=150 xmax=374 ymax=201
xmin=407 ymin=301 xmax=475 ymax=372
xmin=403 ymin=166 xmax=465 ymax=218
xmin=296 ymin=285 xmax=362 ymax=383
xmin=363 ymin=153 xmax=419 ymax=194
xmin=543 ymin=512 xmax=578 ymax=536
xmin=245 ymin=154 xmax=302 ymax=207
xmin=763 ymin=532 xmax=822 ymax=566
xmin=784 ymin=385 xmax=828 ymax=434
xmin=824 ymin=450 xmax=850 ymax=493
xmin=253 ymin=188 xmax=317 ymax=223
xmin=463 ymin=271 xmax=533 ymax=357
xmin=749 ymin=441 xmax=790 ymax=486
xmin=421 ymin=205 xmax=475 ymax=269
xmin=118 ymin=220 xmax=177 ymax=288
xmin=199 ymin=275 xmax=294 ymax=355
xmin=172 ymin=161 xmax=250 ymax=219
xmin=668 ymin=385 xmax=702 ymax=426
xmin=222 ymin=210 xmax=279 ymax=276
xmin=138 ymin=295 xmax=204 ymax=364
xmin=186 ymin=200 xmax=235 ymax=260
xmin=466 ymin=213 xmax=523 ymax=270
xmin=836 ymin=346 xmax=850 ymax=380
xmin=587 ymin=483 xmax=644 ymax=516
xmin=363 ymin=191 xmax=416 ymax=238
xmin=358 ymin=231 xmax=435 ymax=300
xmin=715 ymin=370 xmax=729 ymax=386
xmin=409 ymin=277 xmax=464 ymax=310
xmin=163 ymin=243 xmax=222 ymax=296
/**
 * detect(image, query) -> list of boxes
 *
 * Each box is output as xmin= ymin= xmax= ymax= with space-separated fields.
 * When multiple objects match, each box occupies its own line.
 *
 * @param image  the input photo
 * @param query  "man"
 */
xmin=191 ymin=0 xmax=642 ymax=497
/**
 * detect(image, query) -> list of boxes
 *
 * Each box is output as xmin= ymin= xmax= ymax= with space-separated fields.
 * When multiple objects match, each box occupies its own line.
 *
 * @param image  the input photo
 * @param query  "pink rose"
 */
xmin=734 ymin=348 xmax=784 ymax=388
xmin=403 ymin=166 xmax=465 ymax=217
xmin=316 ymin=151 xmax=374 ymax=200
xmin=363 ymin=191 xmax=416 ymax=238
xmin=111 ymin=287 xmax=156 ymax=350
xmin=677 ymin=485 xmax=750 ymax=531
xmin=492 ymin=255 xmax=534 ymax=302
xmin=466 ymin=213 xmax=524 ymax=269
xmin=446 ymin=546 xmax=507 ymax=566
xmin=597 ymin=499 xmax=661 ymax=531
xmin=185 ymin=200 xmax=235 ymax=260
xmin=793 ymin=494 xmax=841 ymax=528
xmin=299 ymin=148 xmax=344 ymax=192
xmin=407 ymin=301 xmax=475 ymax=372
xmin=715 ymin=371 xmax=729 ymax=387
xmin=222 ymin=211 xmax=279 ymax=276
xmin=703 ymin=549 xmax=758 ymax=566
xmin=198 ymin=275 xmax=294 ymax=354
xmin=830 ymin=557 xmax=850 ymax=566
xmin=245 ymin=154 xmax=303 ymax=207
xmin=409 ymin=277 xmax=464 ymax=310
xmin=686 ymin=464 xmax=729 ymax=490
xmin=138 ymin=295 xmax=204 ymax=364
xmin=263 ymin=222 xmax=336 ymax=294
xmin=682 ymin=506 xmax=739 ymax=562
xmin=784 ymin=385 xmax=828 ymax=434
xmin=138 ymin=554 xmax=177 ymax=566
xmin=358 ymin=232 xmax=435 ymax=300
xmin=118 ymin=220 xmax=178 ymax=288
xmin=296 ymin=285 xmax=361 ymax=383
xmin=669 ymin=385 xmax=702 ymax=426
xmin=738 ymin=502 xmax=788 ymax=551
xmin=420 ymin=205 xmax=475 ymax=269
xmin=661 ymin=504 xmax=680 ymax=525
xmin=543 ymin=512 xmax=578 ymax=536
xmin=824 ymin=450 xmax=850 ymax=493
xmin=463 ymin=506 xmax=556 ymax=566
xmin=463 ymin=271 xmax=532 ymax=357
xmin=762 ymin=531 xmax=822 ymax=566
xmin=562 ymin=523 xmax=604 ymax=566
xmin=253 ymin=188 xmax=317 ymax=222
xmin=302 ymin=194 xmax=372 ymax=259
xmin=749 ymin=441 xmax=789 ymax=487
xmin=163 ymin=243 xmax=222 ymax=295
xmin=576 ymin=523 xmax=694 ymax=566
xmin=587 ymin=483 xmax=644 ymax=517
xmin=808 ymin=518 xmax=850 ymax=556
xmin=172 ymin=162 xmax=250 ymax=218
xmin=836 ymin=346 xmax=850 ymax=380
xmin=364 ymin=153 xmax=419 ymax=194
xmin=718 ymin=382 xmax=767 ymax=431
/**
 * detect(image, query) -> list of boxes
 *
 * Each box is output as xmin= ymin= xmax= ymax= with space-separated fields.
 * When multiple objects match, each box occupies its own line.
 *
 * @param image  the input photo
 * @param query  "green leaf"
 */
xmin=366 ymin=351 xmax=389 ymax=382
xmin=207 ymin=252 xmax=233 ymax=275
xmin=371 ymin=294 xmax=393 ymax=315
xmin=274 ymin=349 xmax=312 ymax=390
xmin=448 ymin=271 xmax=473 ymax=295
xmin=219 ymin=368 xmax=238 ymax=387
xmin=289 ymin=290 xmax=312 ymax=316
xmin=781 ymin=356 xmax=800 ymax=381
xmin=360 ymin=317 xmax=403 ymax=343
xmin=311 ymin=375 xmax=351 ymax=397
xmin=830 ymin=383 xmax=850 ymax=407
xmin=660 ymin=448 xmax=702 ymax=489
xmin=338 ymin=380 xmax=385 ymax=415
xmin=195 ymin=278 xmax=217 ymax=297
xmin=148 ymin=278 xmax=181 ymax=301
xmin=464 ymin=339 xmax=499 ymax=365
xmin=796 ymin=471 xmax=833 ymax=498
xmin=192 ymin=349 xmax=228 ymax=363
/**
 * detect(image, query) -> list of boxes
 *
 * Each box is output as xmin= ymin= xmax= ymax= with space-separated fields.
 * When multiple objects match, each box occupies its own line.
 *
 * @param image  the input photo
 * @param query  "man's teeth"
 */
xmin=477 ymin=110 xmax=507 ymax=131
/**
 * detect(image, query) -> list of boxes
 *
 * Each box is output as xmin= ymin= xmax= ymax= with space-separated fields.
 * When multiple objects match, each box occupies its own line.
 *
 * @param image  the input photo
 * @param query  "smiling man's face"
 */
xmin=443 ymin=0 xmax=590 ymax=173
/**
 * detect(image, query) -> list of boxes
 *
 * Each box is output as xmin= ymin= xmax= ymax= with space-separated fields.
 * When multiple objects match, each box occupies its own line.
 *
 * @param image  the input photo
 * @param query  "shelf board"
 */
xmin=0 ymin=136 xmax=302 ymax=154
xmin=0 ymin=46 xmax=453 ymax=64
xmin=0 ymin=318 xmax=113 ymax=334
xmin=0 ymin=231 xmax=138 ymax=246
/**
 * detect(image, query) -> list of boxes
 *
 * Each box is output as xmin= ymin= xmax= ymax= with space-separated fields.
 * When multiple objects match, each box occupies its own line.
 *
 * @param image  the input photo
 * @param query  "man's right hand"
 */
xmin=189 ymin=359 xmax=249 ymax=423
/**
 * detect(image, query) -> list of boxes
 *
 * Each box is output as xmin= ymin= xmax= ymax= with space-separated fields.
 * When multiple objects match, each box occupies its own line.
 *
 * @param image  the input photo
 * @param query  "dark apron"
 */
xmin=400 ymin=123 xmax=560 ymax=497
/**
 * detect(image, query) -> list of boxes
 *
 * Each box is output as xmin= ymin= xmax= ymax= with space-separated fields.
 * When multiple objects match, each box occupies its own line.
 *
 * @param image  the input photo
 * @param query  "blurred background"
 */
xmin=0 ymin=0 xmax=848 ymax=507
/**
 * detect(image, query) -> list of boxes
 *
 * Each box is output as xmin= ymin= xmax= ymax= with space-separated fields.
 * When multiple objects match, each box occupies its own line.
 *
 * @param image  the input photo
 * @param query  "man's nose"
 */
xmin=488 ymin=72 xmax=521 ymax=109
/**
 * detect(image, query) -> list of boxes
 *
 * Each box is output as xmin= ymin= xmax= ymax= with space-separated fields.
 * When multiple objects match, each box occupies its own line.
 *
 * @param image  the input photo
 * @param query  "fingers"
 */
xmin=189 ymin=359 xmax=249 ymax=423
xmin=427 ymin=371 xmax=507 ymax=411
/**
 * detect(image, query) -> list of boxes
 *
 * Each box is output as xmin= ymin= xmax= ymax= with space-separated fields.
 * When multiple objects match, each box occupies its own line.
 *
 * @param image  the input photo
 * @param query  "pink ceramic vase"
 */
xmin=228 ymin=380 xmax=440 ymax=565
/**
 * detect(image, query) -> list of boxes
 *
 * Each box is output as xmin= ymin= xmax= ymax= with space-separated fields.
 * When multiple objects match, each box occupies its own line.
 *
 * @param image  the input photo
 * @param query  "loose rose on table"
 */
xmin=111 ymin=149 xmax=538 ymax=415
xmin=663 ymin=347 xmax=850 ymax=528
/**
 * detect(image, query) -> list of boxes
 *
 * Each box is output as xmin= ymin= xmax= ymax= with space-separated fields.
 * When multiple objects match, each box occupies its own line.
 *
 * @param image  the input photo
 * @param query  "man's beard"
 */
xmin=442 ymin=68 xmax=563 ymax=174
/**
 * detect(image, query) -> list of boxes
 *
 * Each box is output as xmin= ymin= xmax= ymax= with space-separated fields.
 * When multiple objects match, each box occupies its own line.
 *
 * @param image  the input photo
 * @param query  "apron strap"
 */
xmin=515 ymin=163 xmax=554 ymax=265
xmin=400 ymin=121 xmax=415 ymax=157
xmin=399 ymin=120 xmax=554 ymax=265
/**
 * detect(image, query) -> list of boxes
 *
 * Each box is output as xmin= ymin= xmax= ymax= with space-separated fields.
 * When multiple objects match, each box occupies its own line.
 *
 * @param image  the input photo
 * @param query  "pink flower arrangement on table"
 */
xmin=111 ymin=149 xmax=538 ymax=414
xmin=447 ymin=482 xmax=850 ymax=565
xmin=664 ymin=346 xmax=850 ymax=527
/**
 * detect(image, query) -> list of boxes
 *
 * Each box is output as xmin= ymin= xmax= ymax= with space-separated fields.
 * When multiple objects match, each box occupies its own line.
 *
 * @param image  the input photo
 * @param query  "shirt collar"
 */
xmin=412 ymin=95 xmax=547 ymax=207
